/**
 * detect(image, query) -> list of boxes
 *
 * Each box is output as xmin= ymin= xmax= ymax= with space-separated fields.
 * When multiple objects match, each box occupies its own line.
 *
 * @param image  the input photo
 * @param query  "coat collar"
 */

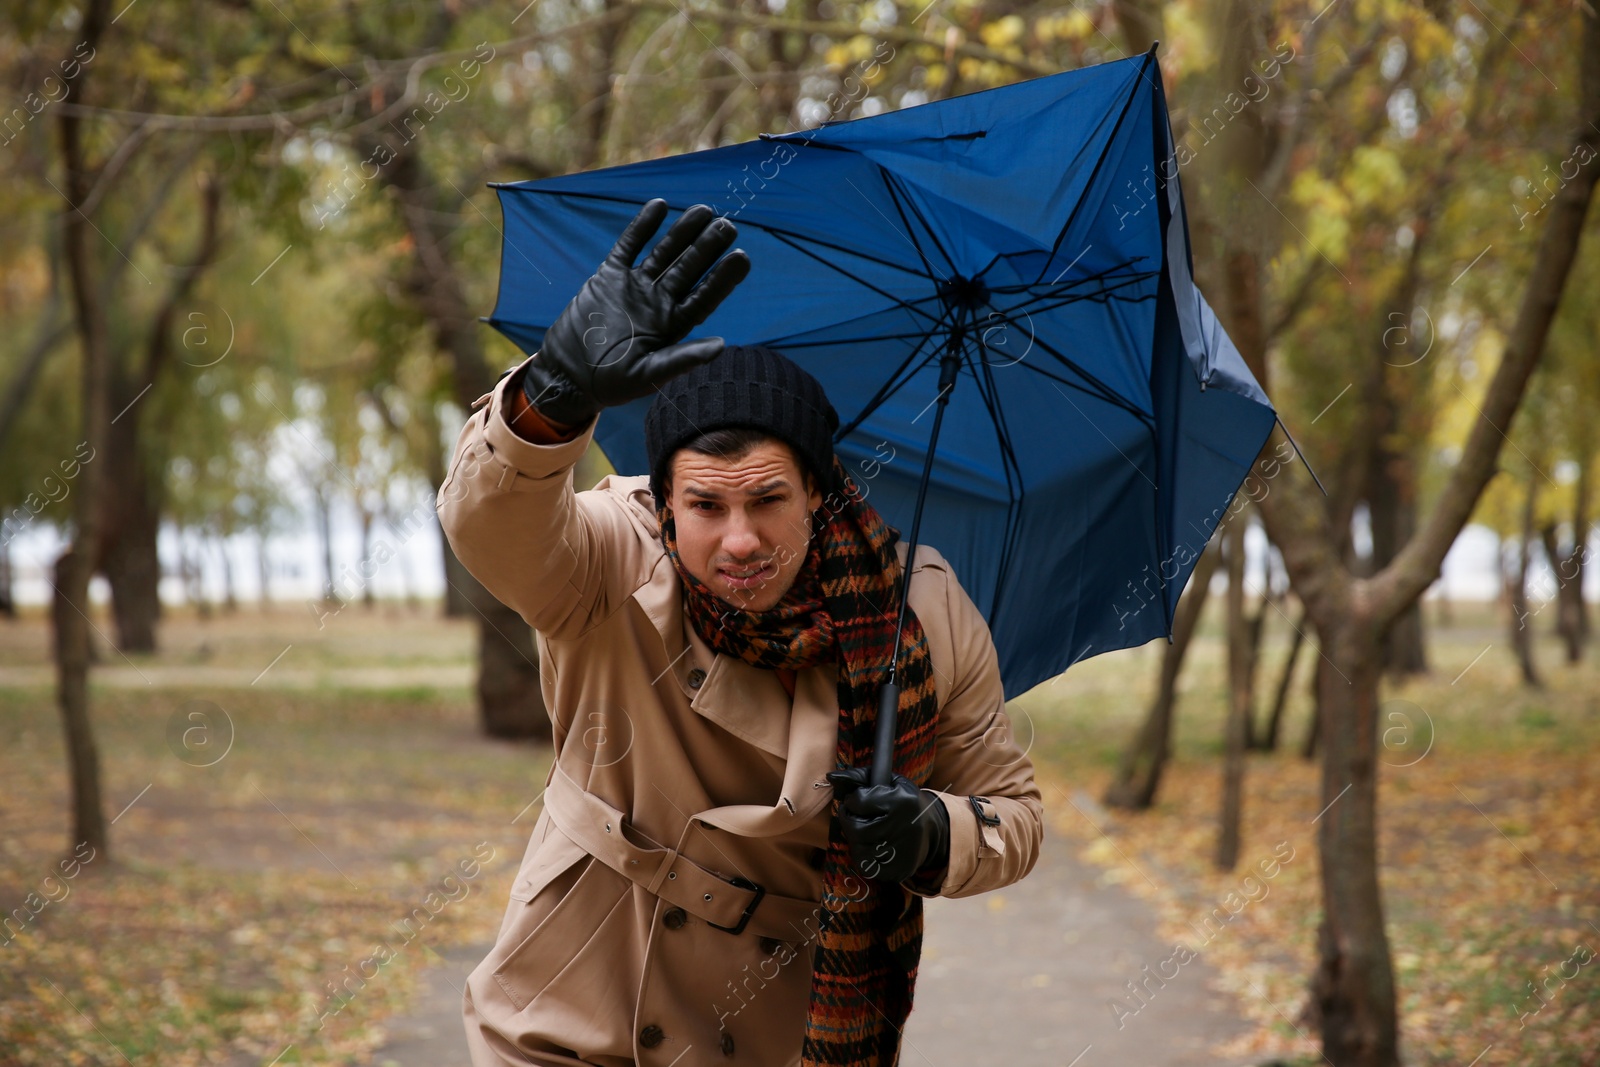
xmin=634 ymin=549 xmax=839 ymax=836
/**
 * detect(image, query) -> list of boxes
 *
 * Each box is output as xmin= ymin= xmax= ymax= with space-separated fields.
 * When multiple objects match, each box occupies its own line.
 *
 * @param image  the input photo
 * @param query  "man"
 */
xmin=437 ymin=199 xmax=1043 ymax=1067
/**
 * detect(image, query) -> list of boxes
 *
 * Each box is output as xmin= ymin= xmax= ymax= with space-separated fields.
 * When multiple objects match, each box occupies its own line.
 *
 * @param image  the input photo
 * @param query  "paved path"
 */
xmin=373 ymin=817 xmax=1259 ymax=1067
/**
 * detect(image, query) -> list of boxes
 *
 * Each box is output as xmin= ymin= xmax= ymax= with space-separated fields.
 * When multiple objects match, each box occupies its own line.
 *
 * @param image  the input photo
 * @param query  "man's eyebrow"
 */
xmin=683 ymin=480 xmax=791 ymax=499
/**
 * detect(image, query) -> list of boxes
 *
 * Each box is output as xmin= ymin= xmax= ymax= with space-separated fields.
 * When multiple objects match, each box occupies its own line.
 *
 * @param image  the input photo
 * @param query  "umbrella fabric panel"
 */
xmin=492 ymin=143 xmax=975 ymax=352
xmin=766 ymin=54 xmax=1158 ymax=261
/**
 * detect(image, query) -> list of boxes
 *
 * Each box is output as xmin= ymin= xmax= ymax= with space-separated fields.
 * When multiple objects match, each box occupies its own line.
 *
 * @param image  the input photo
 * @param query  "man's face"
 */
xmin=666 ymin=438 xmax=824 ymax=612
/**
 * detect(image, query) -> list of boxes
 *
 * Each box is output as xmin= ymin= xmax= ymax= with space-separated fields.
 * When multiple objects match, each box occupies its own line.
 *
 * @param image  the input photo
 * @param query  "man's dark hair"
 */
xmin=664 ymin=425 xmax=819 ymax=500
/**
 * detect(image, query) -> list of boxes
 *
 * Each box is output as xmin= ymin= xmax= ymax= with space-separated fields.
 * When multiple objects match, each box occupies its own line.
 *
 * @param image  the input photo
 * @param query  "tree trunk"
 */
xmin=217 ymin=532 xmax=237 ymax=613
xmin=187 ymin=531 xmax=212 ymax=620
xmin=1260 ymin=606 xmax=1307 ymax=752
xmin=1305 ymin=620 xmax=1399 ymax=1067
xmin=395 ymin=522 xmax=420 ymax=610
xmin=1300 ymin=656 xmax=1322 ymax=762
xmin=377 ymin=139 xmax=551 ymax=736
xmin=1509 ymin=471 xmax=1542 ymax=688
xmin=53 ymin=548 xmax=107 ymax=858
xmin=0 ymin=540 xmax=14 ymax=619
xmin=359 ymin=507 xmax=376 ymax=608
xmin=1216 ymin=520 xmax=1248 ymax=870
xmin=53 ymin=6 xmax=113 ymax=858
xmin=1367 ymin=349 xmax=1428 ymax=679
xmin=1574 ymin=461 xmax=1591 ymax=649
xmin=1241 ymin=605 xmax=1266 ymax=749
xmin=256 ymin=530 xmax=272 ymax=608
xmin=1551 ymin=459 xmax=1589 ymax=663
xmin=1384 ymin=600 xmax=1428 ymax=676
xmin=1104 ymin=541 xmax=1221 ymax=810
xmin=97 ymin=167 xmax=221 ymax=651
xmin=315 ymin=488 xmax=336 ymax=602
xmin=475 ymin=590 xmax=551 ymax=741
xmin=100 ymin=456 xmax=161 ymax=653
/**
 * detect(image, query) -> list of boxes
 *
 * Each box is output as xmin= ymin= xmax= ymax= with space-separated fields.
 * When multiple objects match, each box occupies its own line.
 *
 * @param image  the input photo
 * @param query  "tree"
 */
xmin=1104 ymin=539 xmax=1221 ymax=810
xmin=1199 ymin=4 xmax=1600 ymax=1062
xmin=51 ymin=0 xmax=113 ymax=862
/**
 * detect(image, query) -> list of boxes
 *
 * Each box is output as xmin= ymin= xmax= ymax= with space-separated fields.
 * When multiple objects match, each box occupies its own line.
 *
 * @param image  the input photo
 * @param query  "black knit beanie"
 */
xmin=644 ymin=344 xmax=841 ymax=514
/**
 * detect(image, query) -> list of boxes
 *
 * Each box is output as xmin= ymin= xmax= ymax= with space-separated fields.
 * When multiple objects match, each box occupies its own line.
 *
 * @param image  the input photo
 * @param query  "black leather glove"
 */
xmin=521 ymin=198 xmax=751 ymax=428
xmin=825 ymin=767 xmax=951 ymax=884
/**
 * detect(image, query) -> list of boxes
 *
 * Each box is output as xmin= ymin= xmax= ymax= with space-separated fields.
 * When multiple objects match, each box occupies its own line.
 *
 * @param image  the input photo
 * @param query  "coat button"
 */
xmin=639 ymin=1024 xmax=665 ymax=1048
xmin=808 ymin=847 xmax=827 ymax=870
xmin=758 ymin=936 xmax=784 ymax=955
xmin=663 ymin=906 xmax=687 ymax=929
xmin=720 ymin=1030 xmax=735 ymax=1055
xmin=687 ymin=668 xmax=706 ymax=689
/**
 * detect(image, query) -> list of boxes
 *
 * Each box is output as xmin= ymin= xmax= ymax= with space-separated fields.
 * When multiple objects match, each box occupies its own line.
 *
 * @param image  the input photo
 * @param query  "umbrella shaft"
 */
xmin=873 ymin=343 xmax=962 ymax=787
xmin=891 ymin=345 xmax=963 ymax=670
xmin=876 ymin=337 xmax=960 ymax=790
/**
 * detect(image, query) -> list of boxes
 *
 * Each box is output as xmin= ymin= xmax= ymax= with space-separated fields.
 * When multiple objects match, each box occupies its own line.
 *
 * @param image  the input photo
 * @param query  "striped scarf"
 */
xmin=656 ymin=453 xmax=940 ymax=1067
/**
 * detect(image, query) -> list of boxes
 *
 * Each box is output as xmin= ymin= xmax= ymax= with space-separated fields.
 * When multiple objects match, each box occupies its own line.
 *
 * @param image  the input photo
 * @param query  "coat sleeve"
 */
xmin=435 ymin=356 xmax=656 ymax=643
xmin=904 ymin=563 xmax=1044 ymax=899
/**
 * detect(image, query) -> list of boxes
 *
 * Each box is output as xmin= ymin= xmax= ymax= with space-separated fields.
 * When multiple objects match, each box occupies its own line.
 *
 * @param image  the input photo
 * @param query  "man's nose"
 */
xmin=722 ymin=509 xmax=763 ymax=557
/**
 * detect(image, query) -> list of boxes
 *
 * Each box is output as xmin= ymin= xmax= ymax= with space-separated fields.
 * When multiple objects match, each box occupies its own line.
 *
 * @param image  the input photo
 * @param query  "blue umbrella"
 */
xmin=485 ymin=46 xmax=1300 ymax=753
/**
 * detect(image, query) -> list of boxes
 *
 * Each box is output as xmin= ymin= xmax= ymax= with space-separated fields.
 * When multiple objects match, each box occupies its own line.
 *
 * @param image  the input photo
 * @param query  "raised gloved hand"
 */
xmin=824 ymin=767 xmax=951 ymax=884
xmin=521 ymin=198 xmax=751 ymax=428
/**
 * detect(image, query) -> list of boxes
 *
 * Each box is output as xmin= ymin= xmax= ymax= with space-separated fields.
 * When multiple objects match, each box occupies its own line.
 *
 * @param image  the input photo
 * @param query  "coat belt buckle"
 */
xmin=706 ymin=876 xmax=766 ymax=935
xmin=970 ymin=795 xmax=1002 ymax=827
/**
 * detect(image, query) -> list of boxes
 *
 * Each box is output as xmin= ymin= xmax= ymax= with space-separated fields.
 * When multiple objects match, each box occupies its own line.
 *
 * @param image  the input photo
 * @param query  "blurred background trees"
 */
xmin=2 ymin=1 xmax=1595 ymax=1064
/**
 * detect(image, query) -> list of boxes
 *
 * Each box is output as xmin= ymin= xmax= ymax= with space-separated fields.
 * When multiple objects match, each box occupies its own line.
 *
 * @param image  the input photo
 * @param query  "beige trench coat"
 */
xmin=436 ymin=355 xmax=1044 ymax=1067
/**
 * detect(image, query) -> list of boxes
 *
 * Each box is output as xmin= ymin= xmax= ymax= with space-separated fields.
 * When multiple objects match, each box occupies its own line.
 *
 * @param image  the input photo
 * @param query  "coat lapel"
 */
xmin=692 ymin=660 xmax=840 ymax=837
xmin=630 ymin=545 xmax=841 ymax=837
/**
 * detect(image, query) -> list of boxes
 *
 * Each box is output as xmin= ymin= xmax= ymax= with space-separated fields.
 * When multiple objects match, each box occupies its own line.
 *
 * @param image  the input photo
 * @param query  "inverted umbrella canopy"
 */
xmin=486 ymin=45 xmax=1282 ymax=704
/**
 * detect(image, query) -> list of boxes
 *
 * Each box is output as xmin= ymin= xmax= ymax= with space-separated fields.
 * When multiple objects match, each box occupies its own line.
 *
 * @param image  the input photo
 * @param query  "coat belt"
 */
xmin=543 ymin=771 xmax=826 ymax=941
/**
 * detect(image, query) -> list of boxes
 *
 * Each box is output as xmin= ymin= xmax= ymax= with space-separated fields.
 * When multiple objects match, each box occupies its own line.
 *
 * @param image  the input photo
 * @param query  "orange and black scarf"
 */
xmin=657 ymin=453 xmax=940 ymax=1067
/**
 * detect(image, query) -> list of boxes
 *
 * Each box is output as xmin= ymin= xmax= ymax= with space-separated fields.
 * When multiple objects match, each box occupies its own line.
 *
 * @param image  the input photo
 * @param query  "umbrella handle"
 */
xmin=869 ymin=680 xmax=900 ymax=787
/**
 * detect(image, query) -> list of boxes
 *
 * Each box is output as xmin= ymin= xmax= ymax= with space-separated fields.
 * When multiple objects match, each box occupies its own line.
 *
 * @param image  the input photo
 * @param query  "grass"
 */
xmin=0 ymin=606 xmax=544 ymax=1067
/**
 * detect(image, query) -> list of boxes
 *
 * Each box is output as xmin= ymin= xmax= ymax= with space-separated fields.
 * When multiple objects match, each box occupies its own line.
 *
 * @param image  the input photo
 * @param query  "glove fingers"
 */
xmin=606 ymin=199 xmax=669 ymax=270
xmin=637 ymin=203 xmax=716 ymax=280
xmin=826 ymin=766 xmax=871 ymax=797
xmin=676 ymin=250 xmax=751 ymax=328
xmin=655 ymin=216 xmax=739 ymax=302
xmin=636 ymin=338 xmax=726 ymax=388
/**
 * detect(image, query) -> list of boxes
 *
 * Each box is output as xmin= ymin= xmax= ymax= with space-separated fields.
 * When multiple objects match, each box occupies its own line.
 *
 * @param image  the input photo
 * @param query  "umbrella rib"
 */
xmin=969 ymin=318 xmax=1029 ymax=625
xmin=1004 ymin=329 xmax=1153 ymax=425
xmin=964 ymin=285 xmax=1153 ymax=422
xmin=985 ymin=254 xmax=1152 ymax=294
xmin=833 ymin=303 xmax=961 ymax=440
xmin=770 ymin=326 xmax=958 ymax=349
xmin=869 ymin=169 xmax=940 ymax=281
xmin=881 ymin=169 xmax=959 ymax=279
xmin=966 ymin=315 xmax=1025 ymax=505
xmin=513 ymin=188 xmax=939 ymax=285
xmin=992 ymin=270 xmax=1161 ymax=321
xmin=1030 ymin=50 xmax=1160 ymax=289
xmin=761 ymin=227 xmax=946 ymax=329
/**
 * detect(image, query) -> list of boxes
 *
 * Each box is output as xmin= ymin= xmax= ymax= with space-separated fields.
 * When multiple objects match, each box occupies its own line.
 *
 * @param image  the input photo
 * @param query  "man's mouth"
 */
xmin=720 ymin=562 xmax=772 ymax=589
